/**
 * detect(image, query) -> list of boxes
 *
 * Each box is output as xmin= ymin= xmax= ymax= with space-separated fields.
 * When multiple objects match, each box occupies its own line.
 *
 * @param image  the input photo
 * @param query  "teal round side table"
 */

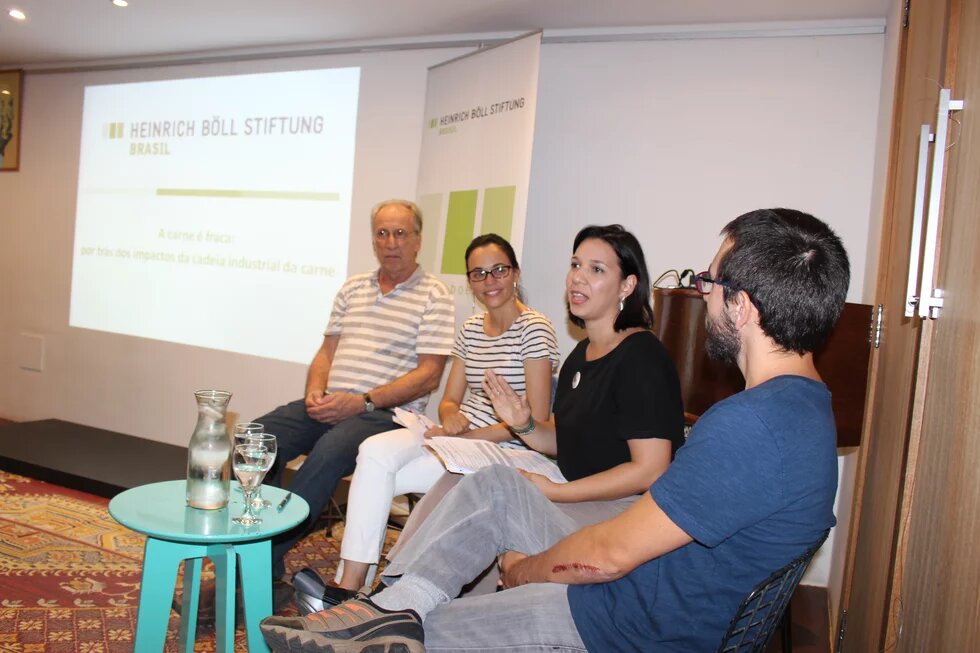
xmin=109 ymin=480 xmax=308 ymax=653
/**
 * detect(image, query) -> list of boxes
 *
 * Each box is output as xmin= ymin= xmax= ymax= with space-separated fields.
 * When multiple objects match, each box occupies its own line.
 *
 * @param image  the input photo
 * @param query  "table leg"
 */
xmin=210 ymin=543 xmax=238 ymax=653
xmin=237 ymin=539 xmax=273 ymax=653
xmin=134 ymin=537 xmax=185 ymax=652
xmin=177 ymin=557 xmax=203 ymax=652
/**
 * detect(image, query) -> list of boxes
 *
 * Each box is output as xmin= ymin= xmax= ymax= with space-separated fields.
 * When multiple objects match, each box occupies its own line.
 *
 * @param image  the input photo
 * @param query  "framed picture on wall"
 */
xmin=0 ymin=69 xmax=23 ymax=172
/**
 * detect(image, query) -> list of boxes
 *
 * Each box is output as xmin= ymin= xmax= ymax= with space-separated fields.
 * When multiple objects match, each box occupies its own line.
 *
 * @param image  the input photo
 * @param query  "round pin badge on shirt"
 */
xmin=571 ymin=371 xmax=581 ymax=389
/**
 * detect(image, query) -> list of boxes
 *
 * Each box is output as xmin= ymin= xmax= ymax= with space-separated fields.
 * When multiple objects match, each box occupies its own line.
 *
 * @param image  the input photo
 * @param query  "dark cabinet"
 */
xmin=652 ymin=288 xmax=871 ymax=447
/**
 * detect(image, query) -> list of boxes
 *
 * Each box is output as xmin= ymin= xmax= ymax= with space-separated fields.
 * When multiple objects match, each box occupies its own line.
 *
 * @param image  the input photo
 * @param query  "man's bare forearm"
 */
xmin=367 ymin=354 xmax=447 ymax=409
xmin=305 ymin=337 xmax=337 ymax=396
xmin=505 ymin=493 xmax=693 ymax=588
xmin=513 ymin=524 xmax=626 ymax=586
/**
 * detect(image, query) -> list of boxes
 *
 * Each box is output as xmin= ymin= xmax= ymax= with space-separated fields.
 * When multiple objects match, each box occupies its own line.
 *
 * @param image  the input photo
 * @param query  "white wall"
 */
xmin=522 ymin=36 xmax=882 ymax=352
xmin=0 ymin=32 xmax=886 ymax=593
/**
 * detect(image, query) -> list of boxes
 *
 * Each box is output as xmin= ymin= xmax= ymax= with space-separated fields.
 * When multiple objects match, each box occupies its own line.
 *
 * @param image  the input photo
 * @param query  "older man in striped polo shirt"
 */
xmin=261 ymin=198 xmax=455 ymax=585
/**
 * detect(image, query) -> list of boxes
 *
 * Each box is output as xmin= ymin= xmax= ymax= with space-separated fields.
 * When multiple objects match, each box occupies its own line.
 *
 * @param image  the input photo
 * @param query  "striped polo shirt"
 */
xmin=324 ymin=266 xmax=454 ymax=412
xmin=454 ymin=309 xmax=560 ymax=428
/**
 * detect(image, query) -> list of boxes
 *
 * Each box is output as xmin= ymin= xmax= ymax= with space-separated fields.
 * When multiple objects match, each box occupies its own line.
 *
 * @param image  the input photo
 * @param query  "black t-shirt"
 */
xmin=554 ymin=330 xmax=685 ymax=482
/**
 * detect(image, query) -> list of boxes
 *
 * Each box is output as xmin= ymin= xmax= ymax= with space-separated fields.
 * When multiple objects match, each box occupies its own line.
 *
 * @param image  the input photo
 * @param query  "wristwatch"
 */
xmin=363 ymin=393 xmax=375 ymax=413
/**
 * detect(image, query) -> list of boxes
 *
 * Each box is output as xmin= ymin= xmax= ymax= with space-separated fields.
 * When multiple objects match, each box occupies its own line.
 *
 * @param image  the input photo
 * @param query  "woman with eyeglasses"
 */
xmin=302 ymin=233 xmax=561 ymax=600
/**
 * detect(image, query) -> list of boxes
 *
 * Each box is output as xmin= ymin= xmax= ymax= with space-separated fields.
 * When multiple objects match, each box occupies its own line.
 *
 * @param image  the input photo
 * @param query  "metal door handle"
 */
xmin=918 ymin=88 xmax=964 ymax=319
xmin=904 ymin=124 xmax=933 ymax=318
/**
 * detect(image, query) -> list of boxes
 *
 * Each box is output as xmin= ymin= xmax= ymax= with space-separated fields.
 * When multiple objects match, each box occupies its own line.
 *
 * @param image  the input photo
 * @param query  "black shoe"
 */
xmin=173 ymin=578 xmax=294 ymax=624
xmin=261 ymin=596 xmax=424 ymax=653
xmin=292 ymin=567 xmax=359 ymax=615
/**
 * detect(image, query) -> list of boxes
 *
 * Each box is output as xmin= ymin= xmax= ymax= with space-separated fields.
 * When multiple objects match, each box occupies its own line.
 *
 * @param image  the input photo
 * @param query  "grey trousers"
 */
xmin=381 ymin=465 xmax=637 ymax=652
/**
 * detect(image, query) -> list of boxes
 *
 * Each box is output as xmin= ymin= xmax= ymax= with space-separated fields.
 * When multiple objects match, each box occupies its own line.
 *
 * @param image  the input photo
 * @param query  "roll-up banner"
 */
xmin=416 ymin=31 xmax=541 ymax=325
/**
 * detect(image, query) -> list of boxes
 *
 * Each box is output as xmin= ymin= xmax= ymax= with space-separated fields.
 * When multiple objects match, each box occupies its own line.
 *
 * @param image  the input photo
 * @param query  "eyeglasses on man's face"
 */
xmin=466 ymin=264 xmax=513 ymax=283
xmin=374 ymin=228 xmax=418 ymax=242
xmin=694 ymin=271 xmax=734 ymax=295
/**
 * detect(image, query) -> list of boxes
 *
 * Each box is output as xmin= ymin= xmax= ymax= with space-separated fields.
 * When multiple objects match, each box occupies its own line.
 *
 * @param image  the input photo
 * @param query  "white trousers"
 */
xmin=337 ymin=427 xmax=446 ymax=582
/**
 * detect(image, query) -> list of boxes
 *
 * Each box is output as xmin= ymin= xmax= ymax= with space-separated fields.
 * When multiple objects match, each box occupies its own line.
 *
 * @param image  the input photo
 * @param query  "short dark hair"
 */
xmin=717 ymin=208 xmax=850 ymax=354
xmin=568 ymin=224 xmax=654 ymax=331
xmin=465 ymin=233 xmax=519 ymax=271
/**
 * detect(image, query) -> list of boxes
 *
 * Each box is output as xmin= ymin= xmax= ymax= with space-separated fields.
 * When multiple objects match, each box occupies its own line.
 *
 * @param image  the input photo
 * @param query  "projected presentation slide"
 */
xmin=70 ymin=67 xmax=360 ymax=364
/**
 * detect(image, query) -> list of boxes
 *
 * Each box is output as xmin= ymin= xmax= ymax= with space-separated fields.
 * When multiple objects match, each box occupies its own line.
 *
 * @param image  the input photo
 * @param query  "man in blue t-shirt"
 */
xmin=261 ymin=208 xmax=850 ymax=653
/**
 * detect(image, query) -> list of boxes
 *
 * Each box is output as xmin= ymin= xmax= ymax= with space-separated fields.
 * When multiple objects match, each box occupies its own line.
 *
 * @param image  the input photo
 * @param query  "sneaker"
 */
xmin=292 ymin=567 xmax=359 ymax=615
xmin=260 ymin=596 xmax=424 ymax=653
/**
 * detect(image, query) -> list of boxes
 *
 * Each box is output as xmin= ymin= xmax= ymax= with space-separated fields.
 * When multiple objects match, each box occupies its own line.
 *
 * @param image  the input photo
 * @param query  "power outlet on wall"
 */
xmin=17 ymin=333 xmax=45 ymax=372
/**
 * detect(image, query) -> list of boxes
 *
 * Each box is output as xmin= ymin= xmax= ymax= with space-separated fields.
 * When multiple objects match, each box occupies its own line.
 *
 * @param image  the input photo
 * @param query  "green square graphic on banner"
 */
xmin=441 ymin=190 xmax=478 ymax=275
xmin=481 ymin=186 xmax=516 ymax=241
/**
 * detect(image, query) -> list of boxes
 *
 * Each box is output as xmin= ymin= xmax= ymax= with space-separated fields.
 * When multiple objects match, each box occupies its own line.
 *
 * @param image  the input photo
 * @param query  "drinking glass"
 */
xmin=233 ymin=422 xmax=265 ymax=500
xmin=232 ymin=444 xmax=274 ymax=525
xmin=234 ymin=431 xmax=277 ymax=509
xmin=234 ymin=422 xmax=264 ymax=438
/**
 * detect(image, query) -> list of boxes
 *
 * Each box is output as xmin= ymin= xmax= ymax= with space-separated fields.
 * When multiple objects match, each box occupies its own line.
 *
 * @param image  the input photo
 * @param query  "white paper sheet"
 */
xmin=393 ymin=407 xmax=438 ymax=442
xmin=424 ymin=436 xmax=566 ymax=484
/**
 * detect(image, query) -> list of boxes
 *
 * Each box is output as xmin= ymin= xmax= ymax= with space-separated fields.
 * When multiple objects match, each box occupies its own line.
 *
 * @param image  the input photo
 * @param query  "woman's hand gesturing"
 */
xmin=482 ymin=369 xmax=532 ymax=430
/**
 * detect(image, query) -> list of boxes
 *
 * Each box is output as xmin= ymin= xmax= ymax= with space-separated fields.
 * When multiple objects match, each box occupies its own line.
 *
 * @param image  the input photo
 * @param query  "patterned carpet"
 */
xmin=0 ymin=469 xmax=394 ymax=652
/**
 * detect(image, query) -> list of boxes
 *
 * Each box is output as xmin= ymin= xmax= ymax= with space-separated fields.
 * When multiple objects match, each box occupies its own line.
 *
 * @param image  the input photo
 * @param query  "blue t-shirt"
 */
xmin=567 ymin=375 xmax=838 ymax=652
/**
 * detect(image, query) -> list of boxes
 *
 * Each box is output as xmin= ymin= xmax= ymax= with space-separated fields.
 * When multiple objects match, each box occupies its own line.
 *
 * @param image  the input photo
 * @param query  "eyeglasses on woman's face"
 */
xmin=466 ymin=264 xmax=513 ymax=283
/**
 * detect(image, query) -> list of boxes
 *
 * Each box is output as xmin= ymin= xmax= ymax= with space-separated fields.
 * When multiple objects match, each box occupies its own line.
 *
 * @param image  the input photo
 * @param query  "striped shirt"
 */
xmin=324 ymin=266 xmax=455 ymax=412
xmin=453 ymin=309 xmax=560 ymax=428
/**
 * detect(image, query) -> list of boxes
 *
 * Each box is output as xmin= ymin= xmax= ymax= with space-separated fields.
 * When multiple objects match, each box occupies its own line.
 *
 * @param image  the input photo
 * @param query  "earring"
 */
xmin=618 ymin=297 xmax=624 ymax=312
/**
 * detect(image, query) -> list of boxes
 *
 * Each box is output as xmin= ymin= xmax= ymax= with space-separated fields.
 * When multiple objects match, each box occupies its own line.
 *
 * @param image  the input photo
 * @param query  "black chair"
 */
xmin=716 ymin=530 xmax=830 ymax=653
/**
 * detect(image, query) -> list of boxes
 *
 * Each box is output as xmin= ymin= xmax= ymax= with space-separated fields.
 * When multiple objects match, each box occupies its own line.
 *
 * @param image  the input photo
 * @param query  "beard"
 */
xmin=705 ymin=308 xmax=741 ymax=365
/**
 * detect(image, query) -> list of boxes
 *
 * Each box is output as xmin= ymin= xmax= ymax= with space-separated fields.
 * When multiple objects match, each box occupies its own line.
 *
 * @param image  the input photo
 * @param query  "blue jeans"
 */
xmin=382 ymin=465 xmax=636 ymax=651
xmin=257 ymin=398 xmax=396 ymax=578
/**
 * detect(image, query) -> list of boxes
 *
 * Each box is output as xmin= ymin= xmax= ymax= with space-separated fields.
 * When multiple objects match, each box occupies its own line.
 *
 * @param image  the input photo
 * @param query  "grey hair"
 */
xmin=371 ymin=199 xmax=423 ymax=233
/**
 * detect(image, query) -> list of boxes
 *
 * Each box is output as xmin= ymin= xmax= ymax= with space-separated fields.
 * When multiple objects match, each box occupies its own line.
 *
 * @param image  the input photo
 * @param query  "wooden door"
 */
xmin=840 ymin=0 xmax=954 ymax=650
xmin=889 ymin=0 xmax=980 ymax=647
